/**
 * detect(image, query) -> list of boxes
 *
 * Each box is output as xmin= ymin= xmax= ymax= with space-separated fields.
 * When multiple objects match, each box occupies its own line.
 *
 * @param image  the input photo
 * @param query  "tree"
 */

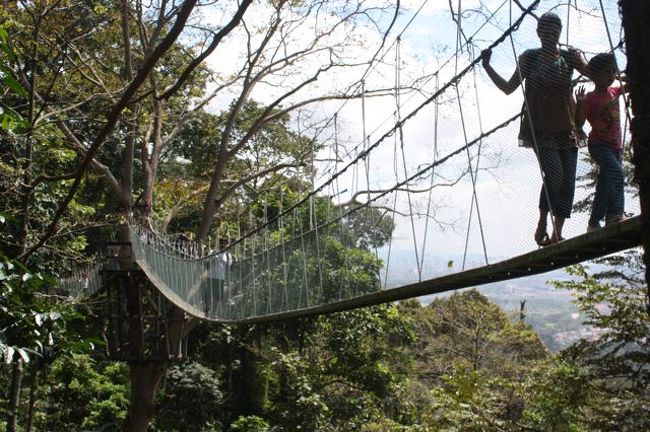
xmin=543 ymin=250 xmax=650 ymax=430
xmin=43 ymin=354 xmax=129 ymax=431
xmin=0 ymin=1 xmax=437 ymax=430
xmin=179 ymin=170 xmax=406 ymax=429
xmin=1 ymin=37 xmax=100 ymax=429
xmin=398 ymin=292 xmax=548 ymax=431
xmin=620 ymin=0 xmax=650 ymax=312
xmin=156 ymin=101 xmax=317 ymax=235
xmin=0 ymin=2 xmax=249 ymax=429
xmin=154 ymin=361 xmax=223 ymax=432
xmin=406 ymin=290 xmax=547 ymax=381
xmin=187 ymin=303 xmax=415 ymax=431
xmin=192 ymin=0 xmax=400 ymax=239
xmin=0 ymin=252 xmax=96 ymax=432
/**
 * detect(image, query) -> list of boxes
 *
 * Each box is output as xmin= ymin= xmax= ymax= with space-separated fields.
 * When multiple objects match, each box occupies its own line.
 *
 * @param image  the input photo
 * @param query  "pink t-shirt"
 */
xmin=583 ymin=86 xmax=623 ymax=149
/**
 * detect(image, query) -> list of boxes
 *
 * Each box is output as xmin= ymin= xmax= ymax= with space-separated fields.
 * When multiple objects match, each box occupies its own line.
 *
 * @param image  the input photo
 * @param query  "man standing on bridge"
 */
xmin=203 ymin=238 xmax=236 ymax=316
xmin=481 ymin=12 xmax=590 ymax=247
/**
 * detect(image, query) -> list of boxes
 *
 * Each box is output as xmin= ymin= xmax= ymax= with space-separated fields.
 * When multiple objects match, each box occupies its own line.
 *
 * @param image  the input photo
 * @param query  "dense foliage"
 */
xmin=5 ymin=271 xmax=648 ymax=431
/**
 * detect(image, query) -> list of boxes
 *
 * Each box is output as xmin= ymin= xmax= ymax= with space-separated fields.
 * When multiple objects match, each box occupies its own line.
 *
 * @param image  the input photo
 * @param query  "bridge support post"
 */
xmin=620 ymin=0 xmax=650 ymax=311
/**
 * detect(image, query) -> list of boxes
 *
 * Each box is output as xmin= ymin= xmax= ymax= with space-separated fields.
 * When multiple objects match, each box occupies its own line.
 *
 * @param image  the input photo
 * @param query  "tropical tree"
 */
xmin=185 ymin=303 xmax=414 ymax=431
xmin=42 ymin=354 xmax=129 ymax=431
xmin=398 ymin=291 xmax=548 ymax=431
xmin=153 ymin=361 xmax=223 ymax=432
xmin=0 ymin=2 xmax=243 ymax=429
xmin=2 ymin=0 xmax=405 ymax=426
xmin=0 ymin=250 xmax=101 ymax=432
xmin=539 ymin=250 xmax=650 ymax=430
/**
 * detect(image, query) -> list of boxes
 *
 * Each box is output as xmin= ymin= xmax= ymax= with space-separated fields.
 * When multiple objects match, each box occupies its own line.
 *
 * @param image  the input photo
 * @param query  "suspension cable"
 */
xmin=322 ymin=0 xmax=511 ymax=184
xmin=460 ymin=44 xmax=490 ymax=269
xmin=454 ymin=0 xmax=489 ymax=268
xmin=418 ymin=71 xmax=440 ymax=276
xmin=597 ymin=0 xmax=632 ymax=127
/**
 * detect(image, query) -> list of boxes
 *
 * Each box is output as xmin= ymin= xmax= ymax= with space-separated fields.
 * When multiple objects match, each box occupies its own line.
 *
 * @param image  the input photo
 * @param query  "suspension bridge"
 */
xmin=64 ymin=0 xmax=642 ymax=354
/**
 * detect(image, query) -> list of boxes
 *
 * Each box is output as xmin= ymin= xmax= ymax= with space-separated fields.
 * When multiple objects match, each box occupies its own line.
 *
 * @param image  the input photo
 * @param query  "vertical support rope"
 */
xmin=361 ymin=80 xmax=370 ymax=204
xmin=249 ymin=209 xmax=257 ymax=316
xmin=233 ymin=221 xmax=241 ymax=319
xmin=453 ymin=0 xmax=489 ymax=268
xmin=395 ymin=37 xmax=423 ymax=280
xmin=263 ymin=198 xmax=273 ymax=314
xmin=310 ymin=153 xmax=324 ymax=303
xmin=333 ymin=114 xmax=342 ymax=300
xmin=333 ymin=113 xmax=352 ymax=299
xmin=278 ymin=188 xmax=289 ymax=312
xmin=383 ymin=110 xmax=401 ymax=289
xmin=565 ymin=0 xmax=571 ymax=47
xmin=418 ymin=72 xmax=440 ymax=275
xmin=301 ymin=209 xmax=310 ymax=307
xmin=456 ymin=82 xmax=489 ymax=269
xmin=598 ymin=0 xmax=632 ymax=127
xmin=460 ymin=45 xmax=490 ymax=268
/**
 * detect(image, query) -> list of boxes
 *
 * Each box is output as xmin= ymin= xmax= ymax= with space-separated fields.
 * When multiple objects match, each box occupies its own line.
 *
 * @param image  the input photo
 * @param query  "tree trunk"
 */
xmin=121 ymin=265 xmax=167 ymax=432
xmin=233 ymin=332 xmax=269 ymax=417
xmin=619 ymin=0 xmax=650 ymax=311
xmin=140 ymin=79 xmax=163 ymax=221
xmin=123 ymin=362 xmax=165 ymax=432
xmin=25 ymin=365 xmax=38 ymax=432
xmin=198 ymin=143 xmax=230 ymax=240
xmin=118 ymin=223 xmax=189 ymax=431
xmin=6 ymin=361 xmax=23 ymax=432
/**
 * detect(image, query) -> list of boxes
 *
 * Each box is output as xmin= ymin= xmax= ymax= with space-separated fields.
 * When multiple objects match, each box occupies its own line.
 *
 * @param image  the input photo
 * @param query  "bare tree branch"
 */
xmin=159 ymin=0 xmax=254 ymax=100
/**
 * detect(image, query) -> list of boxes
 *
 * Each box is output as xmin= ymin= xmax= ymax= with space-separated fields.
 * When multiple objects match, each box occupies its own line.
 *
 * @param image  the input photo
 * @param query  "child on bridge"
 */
xmin=575 ymin=53 xmax=627 ymax=232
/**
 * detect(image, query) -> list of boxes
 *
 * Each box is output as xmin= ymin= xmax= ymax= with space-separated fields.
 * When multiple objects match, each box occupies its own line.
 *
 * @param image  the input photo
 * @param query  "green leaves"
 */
xmin=0 ymin=24 xmax=27 ymax=133
xmin=45 ymin=354 xmax=129 ymax=430
xmin=155 ymin=361 xmax=224 ymax=431
xmin=230 ymin=415 xmax=270 ymax=432
xmin=33 ymin=311 xmax=61 ymax=327
xmin=0 ymin=252 xmax=95 ymax=372
xmin=0 ymin=70 xmax=27 ymax=97
xmin=2 ymin=345 xmax=33 ymax=364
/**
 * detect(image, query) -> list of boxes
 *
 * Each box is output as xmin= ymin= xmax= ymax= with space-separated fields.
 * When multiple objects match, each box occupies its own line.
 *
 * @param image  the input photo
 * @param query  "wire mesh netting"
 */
xmin=64 ymin=0 xmax=640 ymax=321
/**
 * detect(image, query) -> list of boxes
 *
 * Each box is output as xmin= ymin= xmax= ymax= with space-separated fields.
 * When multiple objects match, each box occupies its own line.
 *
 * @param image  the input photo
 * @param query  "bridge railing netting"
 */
xmin=130 ymin=223 xmax=383 ymax=320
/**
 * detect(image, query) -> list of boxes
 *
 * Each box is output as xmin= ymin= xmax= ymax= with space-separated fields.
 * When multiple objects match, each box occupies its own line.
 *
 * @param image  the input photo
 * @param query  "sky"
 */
xmin=197 ymin=0 xmax=638 ymax=288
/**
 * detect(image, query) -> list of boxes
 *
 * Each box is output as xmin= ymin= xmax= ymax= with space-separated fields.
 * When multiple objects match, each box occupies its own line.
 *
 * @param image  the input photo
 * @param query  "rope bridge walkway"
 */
xmin=64 ymin=0 xmax=642 ymax=326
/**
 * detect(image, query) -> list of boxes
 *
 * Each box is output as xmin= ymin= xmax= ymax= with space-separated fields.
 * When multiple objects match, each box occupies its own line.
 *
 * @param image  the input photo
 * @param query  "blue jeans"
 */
xmin=536 ymin=139 xmax=578 ymax=219
xmin=588 ymin=143 xmax=624 ymax=225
